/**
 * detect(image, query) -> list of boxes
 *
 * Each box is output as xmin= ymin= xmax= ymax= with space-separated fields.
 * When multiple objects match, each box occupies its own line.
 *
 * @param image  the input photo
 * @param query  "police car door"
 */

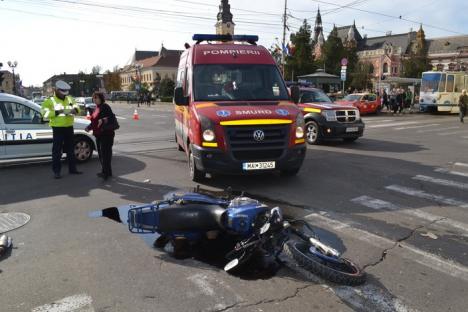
xmin=0 ymin=107 xmax=5 ymax=158
xmin=0 ymin=100 xmax=52 ymax=158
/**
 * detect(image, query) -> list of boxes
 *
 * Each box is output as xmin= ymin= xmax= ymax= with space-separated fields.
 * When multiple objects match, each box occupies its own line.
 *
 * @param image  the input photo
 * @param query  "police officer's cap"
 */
xmin=55 ymin=80 xmax=71 ymax=91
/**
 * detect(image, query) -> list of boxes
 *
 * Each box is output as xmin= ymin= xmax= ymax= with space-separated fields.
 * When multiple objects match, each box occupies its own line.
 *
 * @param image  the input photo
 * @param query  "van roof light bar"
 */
xmin=192 ymin=34 xmax=259 ymax=45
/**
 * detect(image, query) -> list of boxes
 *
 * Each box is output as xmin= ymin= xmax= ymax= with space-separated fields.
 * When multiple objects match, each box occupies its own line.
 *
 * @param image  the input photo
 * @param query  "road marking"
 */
xmin=394 ymin=124 xmax=440 ymax=130
xmin=304 ymin=212 xmax=468 ymax=281
xmin=115 ymin=116 xmax=126 ymax=120
xmin=351 ymin=195 xmax=468 ymax=236
xmin=385 ymin=185 xmax=468 ymax=208
xmin=413 ymin=175 xmax=468 ymax=190
xmin=152 ymin=114 xmax=171 ymax=118
xmin=367 ymin=121 xmax=420 ymax=129
xmin=362 ymin=119 xmax=395 ymax=123
xmin=435 ymin=168 xmax=468 ymax=178
xmin=454 ymin=162 xmax=468 ymax=168
xmin=438 ymin=131 xmax=467 ymax=136
xmin=32 ymin=294 xmax=94 ymax=312
xmin=417 ymin=126 xmax=459 ymax=133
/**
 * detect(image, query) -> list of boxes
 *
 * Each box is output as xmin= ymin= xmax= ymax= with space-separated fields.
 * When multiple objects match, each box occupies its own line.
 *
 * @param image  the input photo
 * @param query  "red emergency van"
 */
xmin=174 ymin=34 xmax=306 ymax=181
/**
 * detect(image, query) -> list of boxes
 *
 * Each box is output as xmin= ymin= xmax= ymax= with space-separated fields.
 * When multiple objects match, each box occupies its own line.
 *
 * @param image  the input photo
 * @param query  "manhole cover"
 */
xmin=0 ymin=213 xmax=30 ymax=233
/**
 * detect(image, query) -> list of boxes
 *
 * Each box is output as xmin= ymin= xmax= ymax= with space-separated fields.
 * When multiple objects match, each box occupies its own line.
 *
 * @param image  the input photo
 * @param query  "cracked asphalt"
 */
xmin=1 ymin=102 xmax=468 ymax=312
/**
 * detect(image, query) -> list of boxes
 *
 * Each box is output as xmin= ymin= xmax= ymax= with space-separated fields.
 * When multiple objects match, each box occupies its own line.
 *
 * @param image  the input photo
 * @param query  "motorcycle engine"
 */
xmin=224 ymin=197 xmax=269 ymax=236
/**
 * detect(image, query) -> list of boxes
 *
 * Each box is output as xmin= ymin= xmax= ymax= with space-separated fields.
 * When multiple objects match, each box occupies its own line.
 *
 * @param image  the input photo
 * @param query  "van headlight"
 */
xmin=203 ymin=129 xmax=215 ymax=142
xmin=321 ymin=110 xmax=337 ymax=122
xmin=296 ymin=114 xmax=305 ymax=139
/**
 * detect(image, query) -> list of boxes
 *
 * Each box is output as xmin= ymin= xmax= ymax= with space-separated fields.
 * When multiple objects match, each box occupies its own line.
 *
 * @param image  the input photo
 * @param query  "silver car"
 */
xmin=0 ymin=93 xmax=96 ymax=164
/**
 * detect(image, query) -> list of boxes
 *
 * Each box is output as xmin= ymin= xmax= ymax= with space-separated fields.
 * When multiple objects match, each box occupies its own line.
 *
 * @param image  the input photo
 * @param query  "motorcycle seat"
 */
xmin=158 ymin=203 xmax=226 ymax=232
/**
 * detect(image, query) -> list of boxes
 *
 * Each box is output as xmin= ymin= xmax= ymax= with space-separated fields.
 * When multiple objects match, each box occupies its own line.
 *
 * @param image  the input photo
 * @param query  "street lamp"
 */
xmin=7 ymin=61 xmax=18 ymax=95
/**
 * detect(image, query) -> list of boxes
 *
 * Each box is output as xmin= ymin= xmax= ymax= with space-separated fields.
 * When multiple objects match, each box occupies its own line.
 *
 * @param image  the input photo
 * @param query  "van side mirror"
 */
xmin=290 ymin=86 xmax=300 ymax=104
xmin=174 ymin=87 xmax=189 ymax=106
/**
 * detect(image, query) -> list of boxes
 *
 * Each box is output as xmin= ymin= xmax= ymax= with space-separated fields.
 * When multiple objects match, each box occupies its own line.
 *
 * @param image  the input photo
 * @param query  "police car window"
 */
xmin=193 ymin=64 xmax=289 ymax=102
xmin=0 ymin=102 xmax=42 ymax=124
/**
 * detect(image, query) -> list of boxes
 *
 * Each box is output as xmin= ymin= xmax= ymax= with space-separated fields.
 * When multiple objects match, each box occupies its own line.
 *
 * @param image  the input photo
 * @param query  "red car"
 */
xmin=335 ymin=93 xmax=381 ymax=114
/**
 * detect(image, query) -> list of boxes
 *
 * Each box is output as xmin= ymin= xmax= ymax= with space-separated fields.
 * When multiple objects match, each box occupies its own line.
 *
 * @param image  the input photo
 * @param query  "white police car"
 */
xmin=0 ymin=93 xmax=96 ymax=164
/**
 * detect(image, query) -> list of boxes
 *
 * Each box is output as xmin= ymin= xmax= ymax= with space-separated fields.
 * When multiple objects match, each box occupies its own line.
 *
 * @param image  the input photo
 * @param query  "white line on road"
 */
xmin=32 ymin=294 xmax=94 ymax=312
xmin=385 ymin=185 xmax=468 ymax=209
xmin=454 ymin=162 xmax=468 ymax=168
xmin=413 ymin=175 xmax=468 ymax=190
xmin=367 ymin=121 xmax=420 ymax=129
xmin=351 ymin=195 xmax=468 ymax=236
xmin=438 ymin=131 xmax=467 ymax=136
xmin=394 ymin=124 xmax=440 ymax=130
xmin=417 ymin=126 xmax=459 ymax=133
xmin=362 ymin=119 xmax=395 ymax=123
xmin=304 ymin=212 xmax=468 ymax=281
xmin=435 ymin=168 xmax=468 ymax=178
xmin=115 ymin=116 xmax=126 ymax=120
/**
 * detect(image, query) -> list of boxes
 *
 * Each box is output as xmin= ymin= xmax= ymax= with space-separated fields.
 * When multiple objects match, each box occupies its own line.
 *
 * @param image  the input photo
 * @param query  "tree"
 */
xmin=159 ymin=77 xmax=175 ymax=97
xmin=103 ymin=69 xmax=121 ymax=91
xmin=402 ymin=26 xmax=431 ymax=78
xmin=284 ymin=19 xmax=316 ymax=80
xmin=321 ymin=26 xmax=346 ymax=75
xmin=349 ymin=62 xmax=373 ymax=90
xmin=91 ymin=65 xmax=102 ymax=75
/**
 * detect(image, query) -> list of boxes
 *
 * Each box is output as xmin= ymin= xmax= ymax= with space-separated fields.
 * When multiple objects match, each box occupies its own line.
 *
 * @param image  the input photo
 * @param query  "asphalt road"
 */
xmin=1 ymin=102 xmax=468 ymax=312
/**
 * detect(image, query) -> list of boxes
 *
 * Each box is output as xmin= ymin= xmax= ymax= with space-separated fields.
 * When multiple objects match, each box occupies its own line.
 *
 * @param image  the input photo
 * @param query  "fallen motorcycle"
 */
xmin=125 ymin=191 xmax=365 ymax=285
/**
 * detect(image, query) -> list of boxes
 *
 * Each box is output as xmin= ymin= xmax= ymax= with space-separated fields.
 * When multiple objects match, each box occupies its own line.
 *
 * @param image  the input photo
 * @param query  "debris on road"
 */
xmin=420 ymin=232 xmax=438 ymax=240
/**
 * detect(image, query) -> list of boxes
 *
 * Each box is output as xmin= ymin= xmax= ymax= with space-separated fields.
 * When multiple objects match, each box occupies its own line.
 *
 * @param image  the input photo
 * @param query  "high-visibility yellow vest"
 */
xmin=41 ymin=95 xmax=80 ymax=127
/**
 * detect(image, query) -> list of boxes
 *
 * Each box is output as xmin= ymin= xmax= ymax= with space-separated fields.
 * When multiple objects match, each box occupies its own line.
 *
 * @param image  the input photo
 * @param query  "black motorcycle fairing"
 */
xmin=158 ymin=203 xmax=226 ymax=232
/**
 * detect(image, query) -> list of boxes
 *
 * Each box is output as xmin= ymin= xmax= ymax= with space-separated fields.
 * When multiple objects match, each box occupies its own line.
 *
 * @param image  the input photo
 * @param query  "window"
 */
xmin=446 ymin=75 xmax=454 ymax=92
xmin=383 ymin=63 xmax=389 ymax=73
xmin=0 ymin=102 xmax=42 ymax=124
xmin=300 ymin=90 xmax=332 ymax=103
xmin=454 ymin=75 xmax=464 ymax=92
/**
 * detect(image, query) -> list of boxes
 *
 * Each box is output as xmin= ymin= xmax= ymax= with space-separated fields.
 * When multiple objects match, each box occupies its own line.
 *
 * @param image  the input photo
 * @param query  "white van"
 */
xmin=0 ymin=93 xmax=96 ymax=164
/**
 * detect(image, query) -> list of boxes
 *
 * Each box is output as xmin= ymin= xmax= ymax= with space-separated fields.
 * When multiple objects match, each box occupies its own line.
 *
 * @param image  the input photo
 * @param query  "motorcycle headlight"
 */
xmin=296 ymin=114 xmax=305 ymax=138
xmin=203 ymin=129 xmax=215 ymax=142
xmin=321 ymin=110 xmax=337 ymax=122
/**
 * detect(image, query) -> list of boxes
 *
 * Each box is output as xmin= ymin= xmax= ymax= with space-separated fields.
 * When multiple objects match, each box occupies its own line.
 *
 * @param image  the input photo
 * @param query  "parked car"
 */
xmin=0 ymin=93 xmax=96 ymax=164
xmin=335 ymin=93 xmax=381 ymax=114
xmin=76 ymin=97 xmax=96 ymax=114
xmin=297 ymin=88 xmax=365 ymax=144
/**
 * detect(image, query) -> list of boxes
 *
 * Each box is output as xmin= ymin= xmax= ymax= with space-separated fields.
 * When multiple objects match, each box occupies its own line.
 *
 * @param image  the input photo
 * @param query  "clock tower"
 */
xmin=216 ymin=0 xmax=235 ymax=35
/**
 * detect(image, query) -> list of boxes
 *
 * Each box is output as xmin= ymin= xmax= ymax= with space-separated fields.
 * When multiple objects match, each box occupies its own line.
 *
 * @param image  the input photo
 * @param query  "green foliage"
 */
xmin=285 ymin=19 xmax=316 ymax=80
xmin=103 ymin=70 xmax=121 ymax=92
xmin=160 ymin=78 xmax=175 ymax=97
xmin=349 ymin=62 xmax=373 ymax=90
xmin=321 ymin=27 xmax=345 ymax=75
xmin=402 ymin=29 xmax=431 ymax=78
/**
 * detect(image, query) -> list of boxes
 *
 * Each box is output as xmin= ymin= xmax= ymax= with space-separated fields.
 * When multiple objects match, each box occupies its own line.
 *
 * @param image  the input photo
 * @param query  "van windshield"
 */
xmin=193 ymin=64 xmax=289 ymax=102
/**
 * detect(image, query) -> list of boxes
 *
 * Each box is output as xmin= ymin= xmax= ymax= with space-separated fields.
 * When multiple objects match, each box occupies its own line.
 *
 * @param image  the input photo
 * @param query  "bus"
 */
xmin=419 ymin=71 xmax=468 ymax=113
xmin=109 ymin=91 xmax=138 ymax=102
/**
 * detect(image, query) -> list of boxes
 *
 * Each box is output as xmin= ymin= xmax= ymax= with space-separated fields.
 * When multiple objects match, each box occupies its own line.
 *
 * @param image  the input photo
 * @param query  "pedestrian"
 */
xmin=396 ymin=88 xmax=404 ymax=114
xmin=85 ymin=92 xmax=118 ymax=180
xmin=405 ymin=88 xmax=413 ymax=113
xmin=390 ymin=88 xmax=398 ymax=115
xmin=459 ymin=89 xmax=468 ymax=123
xmin=382 ymin=89 xmax=389 ymax=111
xmin=41 ymin=80 xmax=82 ymax=179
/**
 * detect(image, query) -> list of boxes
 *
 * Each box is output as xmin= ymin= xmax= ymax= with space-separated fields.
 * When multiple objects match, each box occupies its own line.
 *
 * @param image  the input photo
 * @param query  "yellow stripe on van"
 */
xmin=220 ymin=119 xmax=293 ymax=126
xmin=202 ymin=142 xmax=218 ymax=147
xmin=295 ymin=138 xmax=305 ymax=144
xmin=196 ymin=103 xmax=217 ymax=108
xmin=303 ymin=108 xmax=321 ymax=113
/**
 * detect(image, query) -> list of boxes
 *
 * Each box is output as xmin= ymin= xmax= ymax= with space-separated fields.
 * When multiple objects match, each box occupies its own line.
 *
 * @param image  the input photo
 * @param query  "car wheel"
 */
xmin=74 ymin=136 xmax=93 ymax=163
xmin=305 ymin=121 xmax=320 ymax=145
xmin=188 ymin=144 xmax=205 ymax=182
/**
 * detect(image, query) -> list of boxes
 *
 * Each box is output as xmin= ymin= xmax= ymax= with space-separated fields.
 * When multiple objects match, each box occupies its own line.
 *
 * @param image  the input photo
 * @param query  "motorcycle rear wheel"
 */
xmin=286 ymin=241 xmax=365 ymax=286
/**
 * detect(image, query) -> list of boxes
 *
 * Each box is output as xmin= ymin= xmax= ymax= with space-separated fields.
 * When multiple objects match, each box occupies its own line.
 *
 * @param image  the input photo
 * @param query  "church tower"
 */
xmin=345 ymin=20 xmax=358 ymax=49
xmin=313 ymin=7 xmax=323 ymax=43
xmin=216 ymin=0 xmax=235 ymax=35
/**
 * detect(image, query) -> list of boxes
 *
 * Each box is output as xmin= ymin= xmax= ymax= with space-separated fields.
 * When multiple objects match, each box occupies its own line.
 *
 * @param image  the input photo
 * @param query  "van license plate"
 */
xmin=346 ymin=127 xmax=359 ymax=133
xmin=243 ymin=161 xmax=276 ymax=171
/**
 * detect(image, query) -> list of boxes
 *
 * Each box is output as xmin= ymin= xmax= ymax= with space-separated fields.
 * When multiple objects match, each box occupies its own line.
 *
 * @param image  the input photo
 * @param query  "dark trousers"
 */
xmin=460 ymin=107 xmax=466 ymax=122
xmin=96 ymin=134 xmax=114 ymax=176
xmin=52 ymin=127 xmax=77 ymax=174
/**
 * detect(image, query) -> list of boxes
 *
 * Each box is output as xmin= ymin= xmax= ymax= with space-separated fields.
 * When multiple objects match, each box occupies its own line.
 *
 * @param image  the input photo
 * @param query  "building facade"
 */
xmin=427 ymin=35 xmax=468 ymax=71
xmin=43 ymin=74 xmax=101 ymax=97
xmin=119 ymin=46 xmax=182 ymax=92
xmin=216 ymin=0 xmax=235 ymax=36
xmin=0 ymin=70 xmax=14 ymax=94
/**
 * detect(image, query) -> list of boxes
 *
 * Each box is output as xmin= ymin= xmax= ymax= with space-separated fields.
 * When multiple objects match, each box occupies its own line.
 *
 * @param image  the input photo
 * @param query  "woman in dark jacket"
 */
xmin=86 ymin=92 xmax=116 ymax=180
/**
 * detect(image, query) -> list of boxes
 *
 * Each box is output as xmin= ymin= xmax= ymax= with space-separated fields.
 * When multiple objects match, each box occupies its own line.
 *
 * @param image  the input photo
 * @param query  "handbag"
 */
xmin=102 ymin=113 xmax=120 ymax=131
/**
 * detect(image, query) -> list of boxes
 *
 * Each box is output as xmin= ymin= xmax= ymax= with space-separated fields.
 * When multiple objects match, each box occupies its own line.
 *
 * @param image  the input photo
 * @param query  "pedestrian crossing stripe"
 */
xmin=435 ymin=168 xmax=468 ymax=178
xmin=413 ymin=175 xmax=468 ymax=190
xmin=386 ymin=185 xmax=468 ymax=209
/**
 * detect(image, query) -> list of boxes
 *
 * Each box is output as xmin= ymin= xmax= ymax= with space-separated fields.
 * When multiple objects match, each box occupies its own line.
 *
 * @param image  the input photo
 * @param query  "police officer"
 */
xmin=41 ymin=80 xmax=82 ymax=179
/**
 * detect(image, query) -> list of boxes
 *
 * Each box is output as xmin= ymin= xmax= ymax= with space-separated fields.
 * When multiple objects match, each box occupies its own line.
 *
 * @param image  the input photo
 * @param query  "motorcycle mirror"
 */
xmin=224 ymin=259 xmax=239 ymax=271
xmin=260 ymin=222 xmax=270 ymax=235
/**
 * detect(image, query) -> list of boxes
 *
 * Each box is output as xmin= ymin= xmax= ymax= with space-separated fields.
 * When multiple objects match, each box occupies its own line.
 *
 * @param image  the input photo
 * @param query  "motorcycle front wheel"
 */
xmin=286 ymin=241 xmax=365 ymax=286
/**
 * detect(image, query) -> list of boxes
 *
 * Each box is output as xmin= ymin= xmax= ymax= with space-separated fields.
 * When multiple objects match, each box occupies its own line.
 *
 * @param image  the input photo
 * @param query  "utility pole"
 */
xmin=281 ymin=0 xmax=288 ymax=77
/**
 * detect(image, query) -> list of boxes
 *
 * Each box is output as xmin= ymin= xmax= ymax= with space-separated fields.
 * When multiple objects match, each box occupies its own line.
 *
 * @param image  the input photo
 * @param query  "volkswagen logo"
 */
xmin=253 ymin=130 xmax=265 ymax=142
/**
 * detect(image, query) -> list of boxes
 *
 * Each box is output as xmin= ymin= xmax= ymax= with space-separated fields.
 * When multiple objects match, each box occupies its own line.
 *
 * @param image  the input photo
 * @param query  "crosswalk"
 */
xmin=304 ymin=161 xmax=468 ymax=285
xmin=363 ymin=116 xmax=467 ymax=134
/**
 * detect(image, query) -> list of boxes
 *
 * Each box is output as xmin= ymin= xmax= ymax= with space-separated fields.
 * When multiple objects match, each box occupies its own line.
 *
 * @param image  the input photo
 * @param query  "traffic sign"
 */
xmin=341 ymin=65 xmax=347 ymax=70
xmin=341 ymin=73 xmax=346 ymax=81
xmin=341 ymin=58 xmax=348 ymax=66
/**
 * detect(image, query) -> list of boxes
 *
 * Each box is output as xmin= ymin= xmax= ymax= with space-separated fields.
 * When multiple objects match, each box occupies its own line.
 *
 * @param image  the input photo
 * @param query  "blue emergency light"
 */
xmin=193 ymin=34 xmax=259 ymax=45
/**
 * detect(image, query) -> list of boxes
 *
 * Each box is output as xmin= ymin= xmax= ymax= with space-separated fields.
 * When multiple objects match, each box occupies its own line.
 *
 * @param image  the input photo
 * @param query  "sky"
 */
xmin=0 ymin=0 xmax=467 ymax=86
